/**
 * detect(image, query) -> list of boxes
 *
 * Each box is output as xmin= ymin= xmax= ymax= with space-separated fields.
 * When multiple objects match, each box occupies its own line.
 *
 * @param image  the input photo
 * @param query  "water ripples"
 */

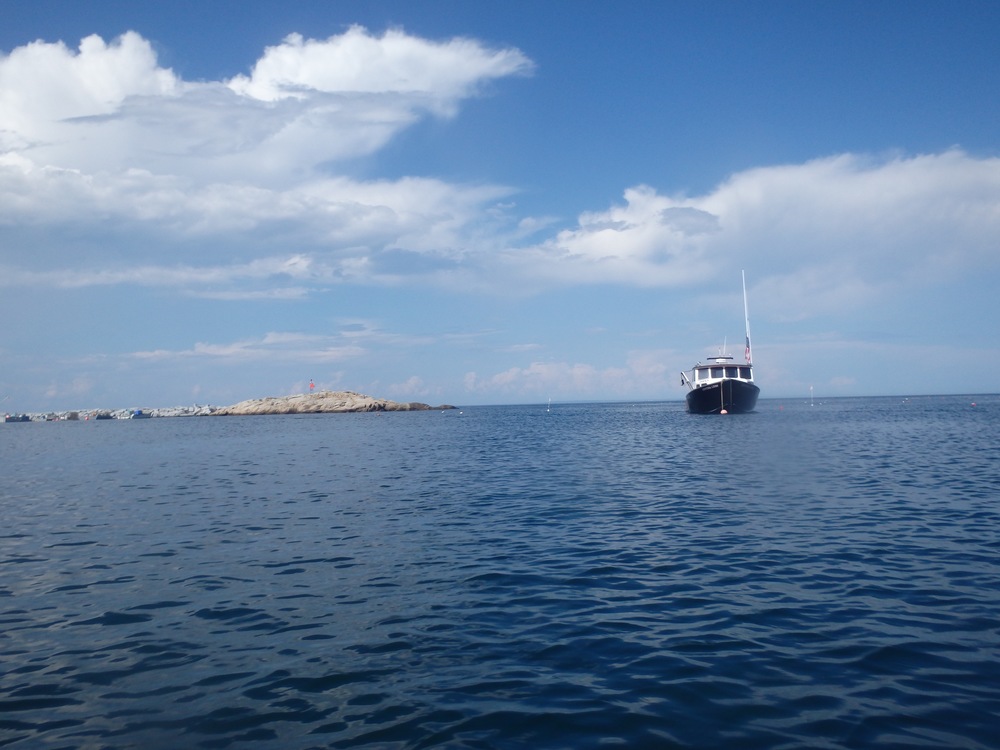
xmin=2 ymin=396 xmax=1000 ymax=748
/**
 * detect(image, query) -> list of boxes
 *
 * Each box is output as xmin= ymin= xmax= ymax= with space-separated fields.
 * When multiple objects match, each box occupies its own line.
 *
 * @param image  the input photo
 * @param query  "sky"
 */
xmin=2 ymin=0 xmax=999 ymax=411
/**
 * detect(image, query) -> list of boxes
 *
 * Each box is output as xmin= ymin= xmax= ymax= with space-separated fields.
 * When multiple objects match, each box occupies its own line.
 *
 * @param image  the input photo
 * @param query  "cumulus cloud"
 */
xmin=0 ymin=31 xmax=177 ymax=151
xmin=510 ymin=185 xmax=721 ymax=288
xmin=0 ymin=27 xmax=531 ymax=179
xmin=228 ymin=27 xmax=532 ymax=106
xmin=0 ymin=27 xmax=533 ymax=300
xmin=502 ymin=150 xmax=1000 ymax=314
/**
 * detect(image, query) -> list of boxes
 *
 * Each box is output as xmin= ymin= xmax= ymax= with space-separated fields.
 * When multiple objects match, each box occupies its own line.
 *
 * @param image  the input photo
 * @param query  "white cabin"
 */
xmin=683 ymin=355 xmax=754 ymax=390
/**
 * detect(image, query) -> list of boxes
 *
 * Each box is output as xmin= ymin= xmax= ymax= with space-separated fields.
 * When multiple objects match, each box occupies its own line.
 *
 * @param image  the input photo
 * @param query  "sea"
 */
xmin=2 ymin=395 xmax=999 ymax=750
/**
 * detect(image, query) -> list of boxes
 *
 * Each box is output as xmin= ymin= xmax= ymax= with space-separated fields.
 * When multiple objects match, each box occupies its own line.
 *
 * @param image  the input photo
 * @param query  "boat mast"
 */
xmin=742 ymin=270 xmax=752 ymax=365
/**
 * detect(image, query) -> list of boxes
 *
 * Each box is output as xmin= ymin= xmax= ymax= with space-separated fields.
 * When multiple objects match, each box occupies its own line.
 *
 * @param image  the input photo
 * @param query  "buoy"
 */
xmin=720 ymin=409 xmax=728 ymax=415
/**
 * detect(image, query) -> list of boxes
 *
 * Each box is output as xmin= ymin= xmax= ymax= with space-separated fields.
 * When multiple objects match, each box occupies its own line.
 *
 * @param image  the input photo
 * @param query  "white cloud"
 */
xmin=510 ymin=184 xmax=719 ymax=288
xmin=132 ymin=332 xmax=367 ymax=363
xmin=0 ymin=253 xmax=326 ymax=289
xmin=228 ymin=27 xmax=533 ymax=107
xmin=335 ymin=319 xmax=437 ymax=348
xmin=503 ymin=150 xmax=1000 ymax=313
xmin=191 ymin=287 xmax=310 ymax=301
xmin=0 ymin=164 xmax=518 ymax=291
xmin=463 ymin=349 xmax=673 ymax=399
xmin=0 ymin=31 xmax=178 ymax=151
xmin=124 ymin=320 xmax=451 ymax=376
xmin=0 ymin=27 xmax=531 ymax=180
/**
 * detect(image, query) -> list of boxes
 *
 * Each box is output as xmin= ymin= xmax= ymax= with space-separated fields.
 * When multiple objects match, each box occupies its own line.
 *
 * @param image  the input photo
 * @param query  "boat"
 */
xmin=681 ymin=271 xmax=760 ymax=414
xmin=4 ymin=414 xmax=31 ymax=423
xmin=129 ymin=409 xmax=151 ymax=419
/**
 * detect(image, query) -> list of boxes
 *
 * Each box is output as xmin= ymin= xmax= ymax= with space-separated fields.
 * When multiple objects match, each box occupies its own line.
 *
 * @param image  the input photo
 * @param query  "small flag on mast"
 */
xmin=745 ymin=336 xmax=751 ymax=364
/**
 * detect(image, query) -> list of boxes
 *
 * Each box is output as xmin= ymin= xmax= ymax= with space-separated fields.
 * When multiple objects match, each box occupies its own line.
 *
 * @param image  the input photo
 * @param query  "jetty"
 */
xmin=4 ymin=391 xmax=454 ymax=421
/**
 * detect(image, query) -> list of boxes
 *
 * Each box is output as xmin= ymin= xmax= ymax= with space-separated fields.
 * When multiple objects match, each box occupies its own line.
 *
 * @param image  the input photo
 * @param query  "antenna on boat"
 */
xmin=742 ymin=270 xmax=752 ymax=365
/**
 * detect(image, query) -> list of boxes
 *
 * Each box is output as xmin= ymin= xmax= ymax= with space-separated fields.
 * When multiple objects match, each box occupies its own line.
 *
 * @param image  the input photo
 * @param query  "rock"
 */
xmin=151 ymin=405 xmax=218 ymax=418
xmin=212 ymin=390 xmax=455 ymax=416
xmin=3 ymin=393 xmax=453 ymax=422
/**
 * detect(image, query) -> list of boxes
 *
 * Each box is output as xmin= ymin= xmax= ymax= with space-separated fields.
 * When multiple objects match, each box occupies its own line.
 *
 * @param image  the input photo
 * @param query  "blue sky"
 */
xmin=2 ymin=0 xmax=999 ymax=411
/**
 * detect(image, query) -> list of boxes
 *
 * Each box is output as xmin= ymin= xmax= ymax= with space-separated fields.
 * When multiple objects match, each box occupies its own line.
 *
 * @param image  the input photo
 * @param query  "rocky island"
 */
xmin=212 ymin=390 xmax=455 ymax=416
xmin=5 ymin=391 xmax=455 ymax=421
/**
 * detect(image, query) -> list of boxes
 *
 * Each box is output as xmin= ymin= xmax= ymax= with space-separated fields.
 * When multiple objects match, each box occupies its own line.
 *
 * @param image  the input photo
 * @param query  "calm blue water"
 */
xmin=2 ymin=396 xmax=999 ymax=749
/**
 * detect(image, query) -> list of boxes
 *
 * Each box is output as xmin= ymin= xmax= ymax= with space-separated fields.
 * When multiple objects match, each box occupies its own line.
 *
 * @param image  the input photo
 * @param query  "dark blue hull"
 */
xmin=685 ymin=379 xmax=760 ymax=414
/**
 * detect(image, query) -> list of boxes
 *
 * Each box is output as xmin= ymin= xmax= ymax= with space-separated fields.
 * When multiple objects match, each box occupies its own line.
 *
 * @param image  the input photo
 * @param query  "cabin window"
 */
xmin=711 ymin=367 xmax=724 ymax=378
xmin=739 ymin=367 xmax=751 ymax=379
xmin=725 ymin=367 xmax=738 ymax=377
